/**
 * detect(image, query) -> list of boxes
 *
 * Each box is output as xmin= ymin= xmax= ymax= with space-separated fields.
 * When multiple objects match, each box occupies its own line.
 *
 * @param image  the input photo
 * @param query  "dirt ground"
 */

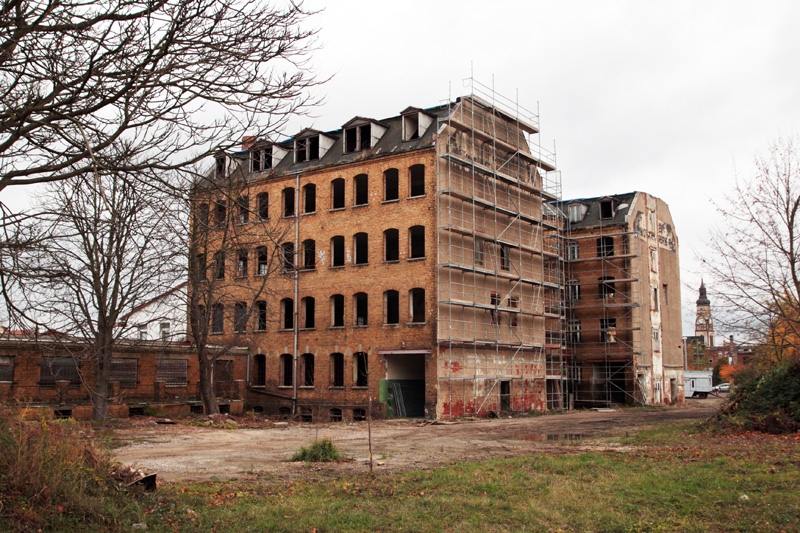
xmin=112 ymin=398 xmax=722 ymax=483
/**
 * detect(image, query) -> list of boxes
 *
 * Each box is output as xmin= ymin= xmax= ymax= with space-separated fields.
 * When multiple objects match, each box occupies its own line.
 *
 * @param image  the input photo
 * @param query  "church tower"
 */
xmin=695 ymin=280 xmax=714 ymax=346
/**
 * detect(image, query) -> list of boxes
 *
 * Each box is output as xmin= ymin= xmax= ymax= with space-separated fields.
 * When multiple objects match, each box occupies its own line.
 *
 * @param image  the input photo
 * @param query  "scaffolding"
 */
xmin=565 ymin=206 xmax=647 ymax=406
xmin=435 ymin=78 xmax=567 ymax=417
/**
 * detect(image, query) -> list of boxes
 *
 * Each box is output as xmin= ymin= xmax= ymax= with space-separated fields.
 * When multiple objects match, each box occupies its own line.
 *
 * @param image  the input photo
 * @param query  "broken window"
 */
xmin=354 ymin=232 xmax=368 ymax=265
xmin=331 ymin=294 xmax=344 ymax=327
xmin=384 ymin=229 xmax=399 ymax=261
xmin=280 ymin=354 xmax=293 ymax=387
xmin=280 ymin=298 xmax=293 ymax=329
xmin=597 ymin=236 xmax=614 ymax=257
xmin=256 ymin=300 xmax=267 ymax=331
xmin=303 ymin=183 xmax=316 ymax=213
xmin=384 ymin=168 xmax=399 ymax=201
xmin=354 ymin=352 xmax=368 ymax=387
xmin=353 ymin=174 xmax=368 ymax=206
xmin=234 ymin=302 xmax=247 ymax=332
xmin=302 ymin=239 xmax=315 ymax=269
xmin=281 ymin=242 xmax=294 ymax=273
xmin=301 ymin=297 xmax=315 ymax=329
xmin=409 ymin=164 xmax=425 ymax=197
xmin=331 ymin=236 xmax=345 ymax=267
xmin=236 ymin=195 xmax=249 ymax=224
xmin=599 ymin=276 xmax=616 ymax=299
xmin=331 ymin=178 xmax=345 ymax=209
xmin=600 ymin=200 xmax=614 ymax=219
xmin=329 ymin=408 xmax=342 ymax=422
xmin=251 ymin=146 xmax=272 ymax=172
xmin=409 ymin=225 xmax=425 ymax=259
xmin=354 ymin=292 xmax=368 ymax=326
xmin=410 ymin=288 xmax=425 ymax=323
xmin=213 ymin=251 xmax=225 ymax=280
xmin=345 ymin=124 xmax=371 ymax=152
xmin=384 ymin=290 xmax=399 ymax=324
xmin=253 ymin=354 xmax=266 ymax=386
xmin=500 ymin=244 xmax=510 ymax=271
xmin=39 ymin=356 xmax=79 ymax=385
xmin=256 ymin=246 xmax=268 ymax=276
xmin=257 ymin=192 xmax=269 ymax=220
xmin=295 ymin=136 xmax=320 ymax=162
xmin=601 ymin=318 xmax=617 ymax=343
xmin=157 ymin=359 xmax=187 ymax=387
xmin=282 ymin=187 xmax=295 ymax=217
xmin=352 ymin=408 xmax=366 ymax=421
xmin=214 ymin=200 xmax=227 ymax=227
xmin=301 ymin=353 xmax=315 ymax=386
xmin=212 ymin=304 xmax=224 ymax=333
xmin=331 ymin=353 xmax=344 ymax=387
xmin=236 ymin=250 xmax=248 ymax=277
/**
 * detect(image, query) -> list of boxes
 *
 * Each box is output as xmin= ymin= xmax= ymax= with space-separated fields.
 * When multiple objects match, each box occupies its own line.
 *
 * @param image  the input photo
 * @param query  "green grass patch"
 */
xmin=290 ymin=438 xmax=343 ymax=462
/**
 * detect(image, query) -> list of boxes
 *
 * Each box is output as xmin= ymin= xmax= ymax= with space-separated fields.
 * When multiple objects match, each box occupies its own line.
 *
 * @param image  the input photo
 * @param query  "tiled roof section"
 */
xmin=233 ymin=104 xmax=451 ymax=181
xmin=555 ymin=191 xmax=638 ymax=228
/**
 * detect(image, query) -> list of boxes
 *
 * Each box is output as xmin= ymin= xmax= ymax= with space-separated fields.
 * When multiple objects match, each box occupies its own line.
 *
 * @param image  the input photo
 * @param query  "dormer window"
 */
xmin=568 ymin=203 xmax=583 ymax=223
xmin=401 ymin=107 xmax=433 ymax=142
xmin=295 ymin=136 xmax=319 ymax=163
xmin=251 ymin=146 xmax=272 ymax=172
xmin=345 ymin=124 xmax=371 ymax=153
xmin=600 ymin=200 xmax=614 ymax=219
xmin=215 ymin=155 xmax=226 ymax=177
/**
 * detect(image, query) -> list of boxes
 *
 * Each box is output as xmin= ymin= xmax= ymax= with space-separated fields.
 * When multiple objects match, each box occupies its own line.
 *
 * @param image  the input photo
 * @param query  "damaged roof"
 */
xmin=555 ymin=191 xmax=638 ymax=228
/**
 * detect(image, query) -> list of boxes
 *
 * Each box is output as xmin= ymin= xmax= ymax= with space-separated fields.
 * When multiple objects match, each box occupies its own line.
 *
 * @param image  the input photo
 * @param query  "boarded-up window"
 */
xmin=0 ymin=356 xmax=13 ymax=382
xmin=40 ymin=357 xmax=79 ymax=385
xmin=157 ymin=359 xmax=188 ymax=387
xmin=110 ymin=358 xmax=138 ymax=387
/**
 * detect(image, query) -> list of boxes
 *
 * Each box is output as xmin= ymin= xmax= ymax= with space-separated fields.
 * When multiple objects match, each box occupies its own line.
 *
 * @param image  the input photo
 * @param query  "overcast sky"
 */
xmin=294 ymin=0 xmax=800 ymax=340
xmin=5 ymin=1 xmax=799 ymax=340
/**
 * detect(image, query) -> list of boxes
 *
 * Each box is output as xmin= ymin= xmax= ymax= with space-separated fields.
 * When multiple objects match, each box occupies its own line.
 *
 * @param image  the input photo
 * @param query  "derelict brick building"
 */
xmin=194 ymin=80 xmax=569 ymax=420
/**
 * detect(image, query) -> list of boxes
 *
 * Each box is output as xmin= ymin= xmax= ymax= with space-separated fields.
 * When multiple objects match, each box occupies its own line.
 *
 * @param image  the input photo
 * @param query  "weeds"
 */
xmin=290 ymin=438 xmax=343 ymax=462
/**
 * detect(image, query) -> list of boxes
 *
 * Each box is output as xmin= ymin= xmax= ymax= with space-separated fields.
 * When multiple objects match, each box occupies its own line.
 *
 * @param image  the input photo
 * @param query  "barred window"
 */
xmin=0 ymin=356 xmax=13 ymax=382
xmin=40 ymin=357 xmax=79 ymax=385
xmin=110 ymin=358 xmax=138 ymax=387
xmin=157 ymin=359 xmax=188 ymax=387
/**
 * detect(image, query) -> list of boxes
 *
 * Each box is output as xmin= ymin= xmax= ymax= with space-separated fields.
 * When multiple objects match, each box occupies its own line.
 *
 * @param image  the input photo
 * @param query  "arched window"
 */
xmin=282 ymin=187 xmax=295 ymax=217
xmin=409 ymin=164 xmax=425 ymax=197
xmin=236 ymin=195 xmax=249 ymax=224
xmin=384 ymin=229 xmax=399 ymax=262
xmin=331 ymin=178 xmax=345 ymax=209
xmin=331 ymin=236 xmax=345 ymax=267
xmin=280 ymin=354 xmax=293 ymax=387
xmin=384 ymin=168 xmax=399 ymax=201
xmin=212 ymin=304 xmax=224 ymax=333
xmin=384 ymin=290 xmax=399 ymax=324
xmin=214 ymin=200 xmax=227 ymax=226
xmin=256 ymin=246 xmax=269 ymax=276
xmin=354 ymin=232 xmax=368 ymax=265
xmin=281 ymin=242 xmax=294 ymax=273
xmin=234 ymin=302 xmax=247 ymax=332
xmin=213 ymin=251 xmax=225 ymax=279
xmin=301 ymin=296 xmax=315 ymax=329
xmin=302 ymin=239 xmax=316 ymax=269
xmin=303 ymin=183 xmax=316 ymax=214
xmin=330 ymin=353 xmax=344 ymax=387
xmin=257 ymin=192 xmax=269 ymax=220
xmin=354 ymin=292 xmax=368 ymax=326
xmin=409 ymin=225 xmax=425 ymax=259
xmin=255 ymin=300 xmax=267 ymax=331
xmin=409 ymin=288 xmax=425 ymax=323
xmin=330 ymin=294 xmax=344 ymax=327
xmin=353 ymin=174 xmax=368 ymax=206
xmin=253 ymin=354 xmax=266 ymax=386
xmin=354 ymin=352 xmax=368 ymax=387
xmin=300 ymin=353 xmax=315 ymax=387
xmin=280 ymin=298 xmax=293 ymax=329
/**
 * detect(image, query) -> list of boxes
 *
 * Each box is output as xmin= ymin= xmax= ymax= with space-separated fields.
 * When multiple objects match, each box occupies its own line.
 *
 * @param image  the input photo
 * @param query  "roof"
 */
xmin=554 ymin=191 xmax=638 ymax=228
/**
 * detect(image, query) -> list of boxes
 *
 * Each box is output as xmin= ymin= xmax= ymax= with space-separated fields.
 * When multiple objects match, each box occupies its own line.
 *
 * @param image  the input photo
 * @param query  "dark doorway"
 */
xmin=500 ymin=380 xmax=511 ymax=411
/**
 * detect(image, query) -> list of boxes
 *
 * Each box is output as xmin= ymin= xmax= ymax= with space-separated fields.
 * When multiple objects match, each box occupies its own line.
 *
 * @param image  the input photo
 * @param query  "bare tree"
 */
xmin=17 ymin=171 xmax=180 ymax=420
xmin=0 ymin=0 xmax=319 ymax=194
xmin=187 ymin=163 xmax=290 ymax=415
xmin=704 ymin=136 xmax=800 ymax=366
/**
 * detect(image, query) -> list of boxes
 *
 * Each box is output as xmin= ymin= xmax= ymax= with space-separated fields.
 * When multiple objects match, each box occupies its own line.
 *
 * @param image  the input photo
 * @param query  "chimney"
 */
xmin=242 ymin=136 xmax=256 ymax=151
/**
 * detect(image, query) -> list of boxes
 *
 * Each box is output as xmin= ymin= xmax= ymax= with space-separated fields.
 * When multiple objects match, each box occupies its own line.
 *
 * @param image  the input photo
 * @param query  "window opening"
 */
xmin=236 ymin=195 xmax=249 ymax=224
xmin=236 ymin=250 xmax=248 ymax=277
xmin=353 ymin=174 xmax=368 ymax=206
xmin=280 ymin=354 xmax=293 ymax=387
xmin=301 ymin=353 xmax=315 ymax=386
xmin=345 ymin=124 xmax=371 ymax=152
xmin=409 ymin=225 xmax=425 ymax=258
xmin=410 ymin=288 xmax=425 ymax=323
xmin=256 ymin=246 xmax=268 ymax=276
xmin=212 ymin=304 xmax=224 ymax=333
xmin=331 ymin=236 xmax=345 ymax=267
xmin=214 ymin=200 xmax=226 ymax=227
xmin=354 ymin=292 xmax=368 ymax=326
xmin=253 ymin=354 xmax=266 ymax=386
xmin=138 ymin=325 xmax=147 ymax=340
xmin=331 ymin=353 xmax=344 ymax=386
xmin=409 ymin=164 xmax=425 ymax=196
xmin=302 ymin=240 xmax=315 ymax=269
xmin=110 ymin=358 xmax=137 ymax=387
xmin=354 ymin=232 xmax=368 ymax=265
xmin=490 ymin=292 xmax=500 ymax=325
xmin=257 ymin=192 xmax=269 ymax=220
xmin=568 ymin=320 xmax=581 ymax=344
xmin=157 ymin=359 xmax=188 ymax=387
xmin=599 ymin=276 xmax=616 ymax=299
xmin=40 ymin=357 xmax=79 ymax=385
xmin=256 ymin=300 xmax=267 ymax=331
xmin=567 ymin=280 xmax=580 ymax=301
xmin=403 ymin=114 xmax=420 ymax=141
xmin=302 ymin=297 xmax=315 ymax=329
xmin=508 ymin=296 xmax=518 ymax=327
xmin=0 ymin=356 xmax=14 ymax=382
xmin=385 ymin=290 xmax=399 ymax=324
xmin=601 ymin=318 xmax=617 ymax=343
xmin=281 ymin=298 xmax=293 ymax=329
xmin=234 ymin=302 xmax=247 ymax=332
xmin=213 ymin=251 xmax=225 ymax=279
xmin=354 ymin=352 xmax=368 ymax=387
xmin=331 ymin=178 xmax=345 ymax=209
xmin=474 ymin=238 xmax=484 ymax=265
xmin=160 ymin=322 xmax=171 ymax=341
xmin=500 ymin=244 xmax=510 ymax=271
xmin=281 ymin=242 xmax=294 ymax=273
xmin=384 ymin=168 xmax=399 ymax=201
xmin=197 ymin=203 xmax=209 ymax=227
xmin=600 ymin=201 xmax=614 ymax=219
xmin=331 ymin=294 xmax=344 ymax=327
xmin=303 ymin=183 xmax=316 ymax=213
xmin=384 ymin=229 xmax=399 ymax=261
xmin=215 ymin=155 xmax=225 ymax=177
xmin=597 ymin=236 xmax=613 ymax=257
xmin=329 ymin=408 xmax=342 ymax=422
xmin=566 ymin=241 xmax=579 ymax=261
xmin=568 ymin=204 xmax=582 ymax=223
xmin=282 ymin=187 xmax=295 ymax=217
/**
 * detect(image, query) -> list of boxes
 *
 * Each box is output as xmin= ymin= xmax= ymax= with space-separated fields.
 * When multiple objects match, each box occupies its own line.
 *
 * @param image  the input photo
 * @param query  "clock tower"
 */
xmin=695 ymin=280 xmax=714 ymax=346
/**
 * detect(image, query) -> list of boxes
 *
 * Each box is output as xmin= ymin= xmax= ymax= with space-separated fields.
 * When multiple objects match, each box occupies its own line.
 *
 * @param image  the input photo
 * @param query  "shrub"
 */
xmin=291 ymin=438 xmax=342 ymax=462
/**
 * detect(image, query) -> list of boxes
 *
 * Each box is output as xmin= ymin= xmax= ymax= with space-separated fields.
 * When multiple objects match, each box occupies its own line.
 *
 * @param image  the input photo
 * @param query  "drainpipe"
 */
xmin=292 ymin=172 xmax=300 ymax=416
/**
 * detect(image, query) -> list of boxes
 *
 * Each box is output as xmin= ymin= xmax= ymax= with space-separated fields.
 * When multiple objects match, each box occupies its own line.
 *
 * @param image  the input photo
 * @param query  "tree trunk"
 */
xmin=198 ymin=352 xmax=219 ymax=414
xmin=93 ymin=339 xmax=113 ymax=421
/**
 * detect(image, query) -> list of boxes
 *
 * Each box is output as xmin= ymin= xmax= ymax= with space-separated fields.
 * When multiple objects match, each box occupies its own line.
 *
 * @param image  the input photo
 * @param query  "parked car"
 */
xmin=712 ymin=383 xmax=731 ymax=394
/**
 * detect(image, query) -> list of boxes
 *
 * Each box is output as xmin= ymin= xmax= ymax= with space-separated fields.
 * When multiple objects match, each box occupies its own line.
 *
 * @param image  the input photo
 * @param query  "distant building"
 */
xmin=694 ymin=281 xmax=714 ymax=347
xmin=118 ymin=283 xmax=188 ymax=342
